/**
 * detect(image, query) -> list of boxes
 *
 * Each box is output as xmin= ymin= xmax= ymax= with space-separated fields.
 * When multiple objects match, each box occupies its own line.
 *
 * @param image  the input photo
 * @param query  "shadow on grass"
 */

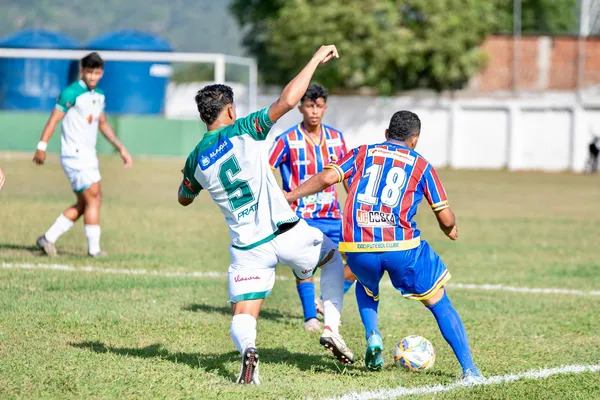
xmin=182 ymin=303 xmax=303 ymax=322
xmin=0 ymin=242 xmax=82 ymax=256
xmin=70 ymin=341 xmax=349 ymax=381
xmin=0 ymin=243 xmax=41 ymax=252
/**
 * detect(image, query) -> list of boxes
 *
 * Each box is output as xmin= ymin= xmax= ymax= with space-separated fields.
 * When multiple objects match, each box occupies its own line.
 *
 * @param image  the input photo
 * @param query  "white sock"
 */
xmin=230 ymin=314 xmax=257 ymax=354
xmin=84 ymin=225 xmax=101 ymax=255
xmin=44 ymin=214 xmax=74 ymax=244
xmin=319 ymin=245 xmax=344 ymax=333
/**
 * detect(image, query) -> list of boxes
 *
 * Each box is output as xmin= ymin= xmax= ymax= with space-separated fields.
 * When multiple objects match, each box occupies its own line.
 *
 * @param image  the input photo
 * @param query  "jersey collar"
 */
xmin=204 ymin=126 xmax=227 ymax=137
xmin=78 ymin=79 xmax=90 ymax=91
xmin=298 ymin=123 xmax=324 ymax=146
xmin=385 ymin=139 xmax=409 ymax=148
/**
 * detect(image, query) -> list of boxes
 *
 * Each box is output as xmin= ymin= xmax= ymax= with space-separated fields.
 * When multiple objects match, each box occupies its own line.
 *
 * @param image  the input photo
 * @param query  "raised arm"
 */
xmin=268 ymin=45 xmax=339 ymax=123
xmin=284 ymin=168 xmax=340 ymax=204
xmin=32 ymin=109 xmax=65 ymax=165
xmin=99 ymin=113 xmax=132 ymax=168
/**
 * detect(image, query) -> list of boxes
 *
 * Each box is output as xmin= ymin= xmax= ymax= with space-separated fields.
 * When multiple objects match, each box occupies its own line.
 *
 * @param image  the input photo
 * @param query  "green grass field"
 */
xmin=1 ymin=153 xmax=599 ymax=399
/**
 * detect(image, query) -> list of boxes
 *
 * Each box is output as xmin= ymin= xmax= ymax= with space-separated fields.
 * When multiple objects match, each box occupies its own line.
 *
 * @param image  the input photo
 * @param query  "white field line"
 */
xmin=321 ymin=364 xmax=600 ymax=400
xmin=2 ymin=262 xmax=600 ymax=297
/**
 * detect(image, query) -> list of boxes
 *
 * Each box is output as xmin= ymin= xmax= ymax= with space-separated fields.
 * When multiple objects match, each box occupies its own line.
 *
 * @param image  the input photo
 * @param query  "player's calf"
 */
xmin=423 ymin=287 xmax=480 ymax=376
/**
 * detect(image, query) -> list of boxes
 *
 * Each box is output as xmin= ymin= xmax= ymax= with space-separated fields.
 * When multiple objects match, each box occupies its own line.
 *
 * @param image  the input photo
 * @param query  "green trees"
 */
xmin=231 ymin=0 xmax=581 ymax=93
xmin=231 ymin=0 xmax=497 ymax=93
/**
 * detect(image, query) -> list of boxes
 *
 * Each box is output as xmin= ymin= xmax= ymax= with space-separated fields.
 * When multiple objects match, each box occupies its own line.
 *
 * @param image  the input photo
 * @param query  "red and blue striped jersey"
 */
xmin=325 ymin=140 xmax=449 ymax=252
xmin=269 ymin=123 xmax=348 ymax=219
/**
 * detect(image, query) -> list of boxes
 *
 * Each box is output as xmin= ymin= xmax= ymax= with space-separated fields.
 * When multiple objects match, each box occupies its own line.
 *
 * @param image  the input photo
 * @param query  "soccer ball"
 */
xmin=394 ymin=335 xmax=435 ymax=371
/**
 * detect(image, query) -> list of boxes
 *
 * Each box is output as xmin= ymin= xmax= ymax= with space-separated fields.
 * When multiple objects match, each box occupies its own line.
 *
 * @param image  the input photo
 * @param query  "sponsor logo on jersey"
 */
xmin=302 ymin=191 xmax=334 ymax=205
xmin=326 ymin=138 xmax=342 ymax=147
xmin=368 ymin=148 xmax=415 ymax=165
xmin=86 ymin=115 xmax=93 ymax=124
xmin=293 ymin=160 xmax=311 ymax=166
xmin=288 ymin=140 xmax=305 ymax=149
xmin=234 ymin=275 xmax=261 ymax=282
xmin=329 ymin=154 xmax=339 ymax=163
xmin=356 ymin=241 xmax=408 ymax=250
xmin=198 ymin=138 xmax=233 ymax=170
xmin=356 ymin=210 xmax=397 ymax=227
xmin=183 ymin=177 xmax=195 ymax=193
xmin=237 ymin=202 xmax=259 ymax=219
xmin=200 ymin=155 xmax=210 ymax=167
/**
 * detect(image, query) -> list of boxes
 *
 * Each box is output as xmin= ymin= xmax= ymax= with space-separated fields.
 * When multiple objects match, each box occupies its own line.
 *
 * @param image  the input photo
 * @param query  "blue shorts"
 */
xmin=304 ymin=218 xmax=342 ymax=246
xmin=345 ymin=240 xmax=450 ymax=301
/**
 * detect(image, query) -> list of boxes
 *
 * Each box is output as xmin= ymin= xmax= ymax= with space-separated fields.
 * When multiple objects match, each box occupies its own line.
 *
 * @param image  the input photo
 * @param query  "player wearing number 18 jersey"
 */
xmin=284 ymin=111 xmax=483 ymax=382
xmin=177 ymin=45 xmax=354 ymax=385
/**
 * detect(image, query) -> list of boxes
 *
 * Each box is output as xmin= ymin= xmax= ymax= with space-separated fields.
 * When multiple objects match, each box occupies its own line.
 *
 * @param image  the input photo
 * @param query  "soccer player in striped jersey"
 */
xmin=284 ymin=111 xmax=484 ymax=383
xmin=269 ymin=85 xmax=356 ymax=332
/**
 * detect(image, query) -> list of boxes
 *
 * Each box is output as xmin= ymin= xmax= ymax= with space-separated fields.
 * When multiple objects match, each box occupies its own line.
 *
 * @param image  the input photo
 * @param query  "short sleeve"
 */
xmin=421 ymin=164 xmax=449 ymax=212
xmin=180 ymin=151 xmax=203 ymax=199
xmin=55 ymin=87 xmax=78 ymax=112
xmin=268 ymin=134 xmax=289 ymax=169
xmin=235 ymin=107 xmax=275 ymax=141
xmin=325 ymin=147 xmax=357 ymax=183
xmin=338 ymin=132 xmax=348 ymax=158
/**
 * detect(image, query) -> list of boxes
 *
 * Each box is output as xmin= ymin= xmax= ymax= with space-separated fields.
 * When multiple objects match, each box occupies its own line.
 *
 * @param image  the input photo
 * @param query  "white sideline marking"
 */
xmin=321 ymin=364 xmax=600 ymax=400
xmin=449 ymin=282 xmax=600 ymax=296
xmin=2 ymin=262 xmax=600 ymax=297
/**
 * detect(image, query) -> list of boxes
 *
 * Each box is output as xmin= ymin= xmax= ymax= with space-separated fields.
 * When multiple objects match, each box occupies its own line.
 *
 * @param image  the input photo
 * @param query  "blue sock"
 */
xmin=343 ymin=279 xmax=355 ymax=295
xmin=427 ymin=292 xmax=477 ymax=373
xmin=297 ymin=281 xmax=317 ymax=321
xmin=355 ymin=281 xmax=380 ymax=340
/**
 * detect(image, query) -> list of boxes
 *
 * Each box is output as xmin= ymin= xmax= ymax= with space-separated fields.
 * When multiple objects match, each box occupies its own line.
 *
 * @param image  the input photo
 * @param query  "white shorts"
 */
xmin=228 ymin=219 xmax=337 ymax=303
xmin=61 ymin=157 xmax=101 ymax=193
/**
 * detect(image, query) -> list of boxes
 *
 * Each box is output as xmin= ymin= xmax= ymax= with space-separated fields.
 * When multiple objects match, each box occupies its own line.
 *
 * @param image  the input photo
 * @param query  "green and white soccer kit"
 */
xmin=55 ymin=80 xmax=106 ymax=193
xmin=181 ymin=107 xmax=338 ymax=303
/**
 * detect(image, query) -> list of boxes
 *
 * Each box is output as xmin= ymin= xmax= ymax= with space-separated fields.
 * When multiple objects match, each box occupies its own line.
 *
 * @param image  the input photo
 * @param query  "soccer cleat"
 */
xmin=236 ymin=347 xmax=260 ymax=385
xmin=315 ymin=296 xmax=324 ymax=317
xmin=304 ymin=318 xmax=322 ymax=332
xmin=320 ymin=326 xmax=354 ymax=364
xmin=36 ymin=235 xmax=57 ymax=257
xmin=88 ymin=250 xmax=109 ymax=258
xmin=365 ymin=331 xmax=384 ymax=371
xmin=463 ymin=369 xmax=485 ymax=385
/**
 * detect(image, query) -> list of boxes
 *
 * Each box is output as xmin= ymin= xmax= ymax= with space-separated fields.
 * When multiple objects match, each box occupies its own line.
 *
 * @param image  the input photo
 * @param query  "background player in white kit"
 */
xmin=33 ymin=52 xmax=132 ymax=257
xmin=178 ymin=45 xmax=354 ymax=385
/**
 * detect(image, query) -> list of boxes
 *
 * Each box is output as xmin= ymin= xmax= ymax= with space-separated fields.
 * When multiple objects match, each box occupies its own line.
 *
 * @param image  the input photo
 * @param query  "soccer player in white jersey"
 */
xmin=33 ymin=52 xmax=132 ymax=257
xmin=178 ymin=45 xmax=354 ymax=384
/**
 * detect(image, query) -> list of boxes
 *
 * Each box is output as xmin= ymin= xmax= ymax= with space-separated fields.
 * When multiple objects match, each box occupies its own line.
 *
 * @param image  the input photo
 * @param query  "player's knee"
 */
xmin=421 ymin=286 xmax=446 ymax=307
xmin=317 ymin=248 xmax=342 ymax=269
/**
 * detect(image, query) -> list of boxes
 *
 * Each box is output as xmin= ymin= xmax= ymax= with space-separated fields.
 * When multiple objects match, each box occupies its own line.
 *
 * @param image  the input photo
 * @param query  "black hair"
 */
xmin=195 ymin=84 xmax=234 ymax=125
xmin=301 ymin=84 xmax=328 ymax=103
xmin=81 ymin=52 xmax=104 ymax=69
xmin=387 ymin=110 xmax=421 ymax=141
